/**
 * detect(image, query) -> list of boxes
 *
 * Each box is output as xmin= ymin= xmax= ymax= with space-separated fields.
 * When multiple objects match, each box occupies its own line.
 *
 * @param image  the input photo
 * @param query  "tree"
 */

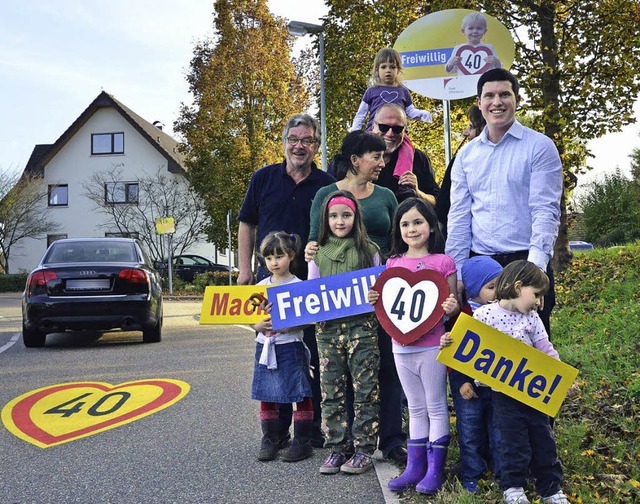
xmin=322 ymin=0 xmax=640 ymax=270
xmin=82 ymin=166 xmax=209 ymax=262
xmin=630 ymin=144 xmax=640 ymax=184
xmin=0 ymin=170 xmax=61 ymax=273
xmin=577 ymin=168 xmax=640 ymax=246
xmin=175 ymin=0 xmax=309 ymax=248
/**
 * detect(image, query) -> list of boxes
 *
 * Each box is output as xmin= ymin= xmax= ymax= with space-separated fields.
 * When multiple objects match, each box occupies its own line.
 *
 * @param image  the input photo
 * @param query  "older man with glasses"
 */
xmin=237 ymin=113 xmax=335 ymax=458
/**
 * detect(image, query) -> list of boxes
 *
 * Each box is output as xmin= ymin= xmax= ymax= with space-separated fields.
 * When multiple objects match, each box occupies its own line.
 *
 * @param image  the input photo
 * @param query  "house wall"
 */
xmin=10 ymin=108 xmax=233 ymax=273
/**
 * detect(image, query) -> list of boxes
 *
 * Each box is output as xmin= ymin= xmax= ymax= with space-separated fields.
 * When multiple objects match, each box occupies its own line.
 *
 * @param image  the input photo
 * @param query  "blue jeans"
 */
xmin=492 ymin=391 xmax=563 ymax=497
xmin=452 ymin=383 xmax=501 ymax=485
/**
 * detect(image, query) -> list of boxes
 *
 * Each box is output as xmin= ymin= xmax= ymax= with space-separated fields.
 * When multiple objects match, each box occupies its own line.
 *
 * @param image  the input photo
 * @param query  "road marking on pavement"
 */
xmin=2 ymin=379 xmax=190 ymax=448
xmin=0 ymin=333 xmax=19 ymax=354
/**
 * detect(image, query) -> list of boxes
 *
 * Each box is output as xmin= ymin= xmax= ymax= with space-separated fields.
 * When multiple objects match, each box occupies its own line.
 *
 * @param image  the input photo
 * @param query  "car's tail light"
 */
xmin=26 ymin=270 xmax=58 ymax=295
xmin=118 ymin=269 xmax=149 ymax=284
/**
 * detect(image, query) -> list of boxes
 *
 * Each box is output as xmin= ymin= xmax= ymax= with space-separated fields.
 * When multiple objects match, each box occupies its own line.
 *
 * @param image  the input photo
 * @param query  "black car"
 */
xmin=157 ymin=254 xmax=234 ymax=282
xmin=22 ymin=238 xmax=163 ymax=347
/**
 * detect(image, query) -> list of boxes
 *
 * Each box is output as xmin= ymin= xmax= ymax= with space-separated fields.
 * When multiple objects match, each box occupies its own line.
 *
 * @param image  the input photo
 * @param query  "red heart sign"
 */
xmin=1 ymin=379 xmax=190 ymax=448
xmin=455 ymin=44 xmax=494 ymax=75
xmin=373 ymin=267 xmax=449 ymax=345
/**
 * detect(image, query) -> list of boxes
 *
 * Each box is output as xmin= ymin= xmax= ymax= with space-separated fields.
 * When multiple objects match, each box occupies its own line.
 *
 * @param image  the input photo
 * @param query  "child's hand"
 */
xmin=442 ymin=293 xmax=458 ymax=316
xmin=460 ymin=382 xmax=478 ymax=400
xmin=304 ymin=241 xmax=318 ymax=262
xmin=253 ymin=316 xmax=273 ymax=334
xmin=439 ymin=332 xmax=453 ymax=349
xmin=367 ymin=289 xmax=380 ymax=305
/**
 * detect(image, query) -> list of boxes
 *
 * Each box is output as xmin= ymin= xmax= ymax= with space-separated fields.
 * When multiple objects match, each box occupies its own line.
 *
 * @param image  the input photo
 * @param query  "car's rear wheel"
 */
xmin=142 ymin=318 xmax=162 ymax=343
xmin=22 ymin=323 xmax=46 ymax=348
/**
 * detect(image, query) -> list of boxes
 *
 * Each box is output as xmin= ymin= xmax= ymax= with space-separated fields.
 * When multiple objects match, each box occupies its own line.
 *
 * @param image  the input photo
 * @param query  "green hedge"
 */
xmin=0 ymin=274 xmax=27 ymax=292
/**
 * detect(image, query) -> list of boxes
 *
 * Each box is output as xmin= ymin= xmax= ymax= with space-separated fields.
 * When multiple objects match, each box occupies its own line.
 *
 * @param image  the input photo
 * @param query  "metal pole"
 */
xmin=443 ymin=99 xmax=452 ymax=165
xmin=319 ymin=31 xmax=327 ymax=172
xmin=167 ymin=233 xmax=173 ymax=295
xmin=227 ymin=209 xmax=232 ymax=286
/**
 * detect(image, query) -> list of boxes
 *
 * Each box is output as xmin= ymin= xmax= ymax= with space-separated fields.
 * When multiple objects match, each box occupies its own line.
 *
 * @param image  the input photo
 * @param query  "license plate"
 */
xmin=66 ymin=279 xmax=111 ymax=291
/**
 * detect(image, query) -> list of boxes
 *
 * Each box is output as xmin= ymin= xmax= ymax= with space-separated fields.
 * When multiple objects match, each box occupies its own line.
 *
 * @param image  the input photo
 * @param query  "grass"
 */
xmin=400 ymin=242 xmax=640 ymax=504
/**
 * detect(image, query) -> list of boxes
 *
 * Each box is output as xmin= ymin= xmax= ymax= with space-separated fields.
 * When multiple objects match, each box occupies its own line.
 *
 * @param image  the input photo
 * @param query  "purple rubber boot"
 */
xmin=416 ymin=435 xmax=450 ymax=494
xmin=388 ymin=438 xmax=428 ymax=492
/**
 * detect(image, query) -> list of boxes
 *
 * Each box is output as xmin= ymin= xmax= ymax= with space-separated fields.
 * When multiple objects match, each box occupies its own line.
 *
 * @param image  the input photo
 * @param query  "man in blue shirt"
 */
xmin=237 ymin=113 xmax=335 ymax=457
xmin=446 ymin=68 xmax=562 ymax=335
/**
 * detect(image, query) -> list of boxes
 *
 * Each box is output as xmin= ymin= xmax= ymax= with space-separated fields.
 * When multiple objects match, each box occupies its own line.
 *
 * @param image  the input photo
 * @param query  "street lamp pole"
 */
xmin=287 ymin=20 xmax=327 ymax=172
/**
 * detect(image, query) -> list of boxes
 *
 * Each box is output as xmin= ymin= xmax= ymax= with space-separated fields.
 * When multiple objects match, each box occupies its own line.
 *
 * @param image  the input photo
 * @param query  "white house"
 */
xmin=9 ymin=91 xmax=231 ymax=273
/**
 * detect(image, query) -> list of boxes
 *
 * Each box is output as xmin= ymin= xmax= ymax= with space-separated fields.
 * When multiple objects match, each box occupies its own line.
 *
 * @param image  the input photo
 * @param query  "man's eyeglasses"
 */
xmin=285 ymin=136 xmax=317 ymax=147
xmin=375 ymin=122 xmax=406 ymax=135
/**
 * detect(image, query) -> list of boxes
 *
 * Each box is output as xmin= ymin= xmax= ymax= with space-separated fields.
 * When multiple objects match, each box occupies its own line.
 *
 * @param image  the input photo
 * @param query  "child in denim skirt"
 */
xmin=250 ymin=231 xmax=314 ymax=463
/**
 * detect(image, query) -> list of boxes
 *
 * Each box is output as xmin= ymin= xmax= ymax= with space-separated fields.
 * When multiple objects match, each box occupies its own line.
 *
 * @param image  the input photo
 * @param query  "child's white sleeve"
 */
xmin=350 ymin=101 xmax=369 ymax=131
xmin=406 ymin=104 xmax=432 ymax=124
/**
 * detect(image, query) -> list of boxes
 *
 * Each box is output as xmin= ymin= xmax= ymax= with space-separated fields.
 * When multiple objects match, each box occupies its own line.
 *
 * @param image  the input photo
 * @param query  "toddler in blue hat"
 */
xmin=440 ymin=255 xmax=502 ymax=493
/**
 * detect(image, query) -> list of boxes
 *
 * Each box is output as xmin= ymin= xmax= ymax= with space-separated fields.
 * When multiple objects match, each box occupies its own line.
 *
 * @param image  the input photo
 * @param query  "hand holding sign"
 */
xmin=372 ymin=268 xmax=450 ymax=345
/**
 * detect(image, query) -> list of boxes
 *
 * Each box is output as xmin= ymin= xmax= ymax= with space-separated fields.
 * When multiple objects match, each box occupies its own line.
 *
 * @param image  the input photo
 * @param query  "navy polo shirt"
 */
xmin=238 ymin=159 xmax=336 ymax=253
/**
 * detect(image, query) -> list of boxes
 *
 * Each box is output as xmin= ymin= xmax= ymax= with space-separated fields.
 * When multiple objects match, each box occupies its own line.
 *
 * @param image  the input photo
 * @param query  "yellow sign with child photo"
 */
xmin=437 ymin=313 xmax=578 ymax=417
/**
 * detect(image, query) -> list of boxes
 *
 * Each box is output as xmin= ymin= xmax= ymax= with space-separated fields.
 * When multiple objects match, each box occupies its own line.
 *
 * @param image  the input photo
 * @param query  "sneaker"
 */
xmin=463 ymin=480 xmax=479 ymax=493
xmin=504 ymin=487 xmax=530 ymax=504
xmin=319 ymin=451 xmax=346 ymax=475
xmin=340 ymin=452 xmax=374 ymax=474
xmin=542 ymin=491 xmax=570 ymax=503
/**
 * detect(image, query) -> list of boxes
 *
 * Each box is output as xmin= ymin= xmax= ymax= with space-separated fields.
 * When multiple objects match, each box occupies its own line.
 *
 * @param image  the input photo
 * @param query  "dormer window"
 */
xmin=48 ymin=184 xmax=68 ymax=206
xmin=92 ymin=132 xmax=124 ymax=155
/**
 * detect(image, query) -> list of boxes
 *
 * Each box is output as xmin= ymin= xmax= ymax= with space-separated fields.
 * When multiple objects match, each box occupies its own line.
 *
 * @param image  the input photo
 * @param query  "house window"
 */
xmin=48 ymin=185 xmax=68 ymax=206
xmin=105 ymin=231 xmax=139 ymax=239
xmin=105 ymin=182 xmax=138 ymax=204
xmin=91 ymin=132 xmax=124 ymax=155
xmin=47 ymin=234 xmax=67 ymax=247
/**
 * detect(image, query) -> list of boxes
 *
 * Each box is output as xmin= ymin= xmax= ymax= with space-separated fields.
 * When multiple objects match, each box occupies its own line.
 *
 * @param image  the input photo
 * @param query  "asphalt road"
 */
xmin=0 ymin=294 xmax=399 ymax=504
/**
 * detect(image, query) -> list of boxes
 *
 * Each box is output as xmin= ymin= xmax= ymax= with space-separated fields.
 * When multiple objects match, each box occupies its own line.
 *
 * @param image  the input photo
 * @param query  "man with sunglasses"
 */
xmin=238 ymin=113 xmax=335 ymax=456
xmin=371 ymin=104 xmax=440 ymax=205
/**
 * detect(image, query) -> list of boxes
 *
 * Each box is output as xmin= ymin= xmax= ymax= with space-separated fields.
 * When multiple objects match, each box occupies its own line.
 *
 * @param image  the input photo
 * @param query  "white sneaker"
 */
xmin=542 ymin=490 xmax=570 ymax=503
xmin=504 ymin=487 xmax=531 ymax=504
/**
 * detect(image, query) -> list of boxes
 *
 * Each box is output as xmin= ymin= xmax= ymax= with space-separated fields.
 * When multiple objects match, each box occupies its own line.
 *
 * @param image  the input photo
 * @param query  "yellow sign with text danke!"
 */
xmin=199 ymin=286 xmax=269 ymax=325
xmin=437 ymin=313 xmax=578 ymax=417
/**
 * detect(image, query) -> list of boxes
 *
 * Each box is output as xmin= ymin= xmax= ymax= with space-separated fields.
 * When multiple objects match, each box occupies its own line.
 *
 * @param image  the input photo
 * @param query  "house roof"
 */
xmin=22 ymin=91 xmax=187 ymax=178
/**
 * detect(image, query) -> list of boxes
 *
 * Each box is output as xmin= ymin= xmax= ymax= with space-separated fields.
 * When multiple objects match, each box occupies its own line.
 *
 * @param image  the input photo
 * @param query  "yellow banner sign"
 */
xmin=199 ymin=286 xmax=270 ymax=325
xmin=437 ymin=313 xmax=578 ymax=417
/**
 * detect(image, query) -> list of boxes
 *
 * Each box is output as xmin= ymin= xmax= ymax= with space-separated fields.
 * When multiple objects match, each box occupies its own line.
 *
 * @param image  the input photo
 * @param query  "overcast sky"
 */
xmin=2 ymin=0 xmax=637 ymax=194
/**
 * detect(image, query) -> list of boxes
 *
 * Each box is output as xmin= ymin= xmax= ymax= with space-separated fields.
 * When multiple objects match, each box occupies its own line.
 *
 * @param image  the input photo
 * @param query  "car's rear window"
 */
xmin=46 ymin=242 xmax=137 ymax=264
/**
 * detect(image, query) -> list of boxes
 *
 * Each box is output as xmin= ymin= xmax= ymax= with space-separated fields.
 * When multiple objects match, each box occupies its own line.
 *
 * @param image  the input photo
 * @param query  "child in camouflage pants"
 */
xmin=307 ymin=190 xmax=381 ymax=475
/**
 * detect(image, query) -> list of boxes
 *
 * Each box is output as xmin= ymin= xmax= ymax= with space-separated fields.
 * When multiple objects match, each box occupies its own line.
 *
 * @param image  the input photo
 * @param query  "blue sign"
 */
xmin=400 ymin=48 xmax=452 ymax=67
xmin=268 ymin=266 xmax=385 ymax=331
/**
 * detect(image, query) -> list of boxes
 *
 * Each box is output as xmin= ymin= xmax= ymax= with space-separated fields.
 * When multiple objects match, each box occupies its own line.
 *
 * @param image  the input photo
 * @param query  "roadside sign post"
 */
xmin=155 ymin=217 xmax=176 ymax=294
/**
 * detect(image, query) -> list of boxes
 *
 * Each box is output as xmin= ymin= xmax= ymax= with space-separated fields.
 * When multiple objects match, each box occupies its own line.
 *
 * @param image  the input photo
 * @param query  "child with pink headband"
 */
xmin=307 ymin=189 xmax=382 ymax=475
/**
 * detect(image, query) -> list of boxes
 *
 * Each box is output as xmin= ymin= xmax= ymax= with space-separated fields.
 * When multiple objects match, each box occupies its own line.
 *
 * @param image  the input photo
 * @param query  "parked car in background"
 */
xmin=22 ymin=238 xmax=163 ymax=347
xmin=156 ymin=254 xmax=236 ymax=282
xmin=569 ymin=241 xmax=595 ymax=251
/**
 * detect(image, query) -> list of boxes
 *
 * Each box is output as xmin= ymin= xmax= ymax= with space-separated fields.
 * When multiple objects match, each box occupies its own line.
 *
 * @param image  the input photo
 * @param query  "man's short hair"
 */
xmin=282 ymin=114 xmax=321 ymax=145
xmin=373 ymin=103 xmax=407 ymax=125
xmin=477 ymin=68 xmax=520 ymax=97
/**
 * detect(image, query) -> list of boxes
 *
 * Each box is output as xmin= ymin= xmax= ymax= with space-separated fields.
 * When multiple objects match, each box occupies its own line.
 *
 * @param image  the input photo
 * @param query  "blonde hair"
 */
xmin=370 ymin=48 xmax=403 ymax=87
xmin=461 ymin=11 xmax=488 ymax=30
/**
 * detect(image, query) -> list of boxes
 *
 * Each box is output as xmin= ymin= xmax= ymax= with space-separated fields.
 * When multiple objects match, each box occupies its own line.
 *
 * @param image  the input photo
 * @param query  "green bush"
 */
xmin=0 ymin=274 xmax=27 ymax=292
xmin=578 ymin=168 xmax=640 ymax=245
xmin=193 ymin=270 xmax=238 ymax=289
